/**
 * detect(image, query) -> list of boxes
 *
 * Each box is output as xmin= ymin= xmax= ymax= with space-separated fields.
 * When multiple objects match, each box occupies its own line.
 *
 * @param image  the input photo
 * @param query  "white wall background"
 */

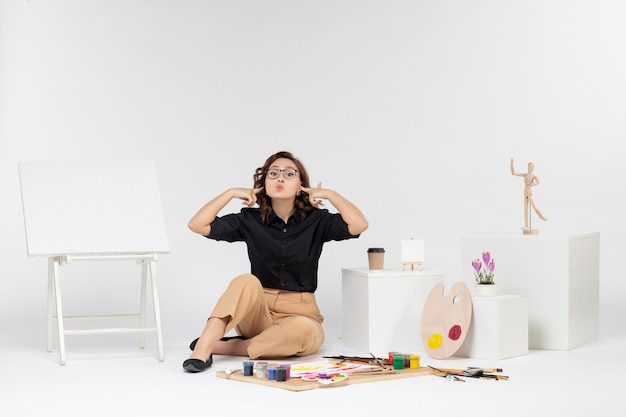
xmin=1 ymin=0 xmax=624 ymax=350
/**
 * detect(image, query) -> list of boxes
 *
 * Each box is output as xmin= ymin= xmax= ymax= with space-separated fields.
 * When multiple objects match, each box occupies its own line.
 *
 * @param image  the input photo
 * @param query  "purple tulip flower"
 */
xmin=482 ymin=251 xmax=491 ymax=265
xmin=472 ymin=259 xmax=482 ymax=273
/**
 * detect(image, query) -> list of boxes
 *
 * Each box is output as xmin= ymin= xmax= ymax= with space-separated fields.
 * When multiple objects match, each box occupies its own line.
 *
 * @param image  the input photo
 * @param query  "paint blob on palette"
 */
xmin=420 ymin=282 xmax=472 ymax=359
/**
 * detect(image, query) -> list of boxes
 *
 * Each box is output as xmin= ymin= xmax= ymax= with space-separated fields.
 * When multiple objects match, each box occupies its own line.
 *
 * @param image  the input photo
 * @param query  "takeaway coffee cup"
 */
xmin=367 ymin=248 xmax=385 ymax=271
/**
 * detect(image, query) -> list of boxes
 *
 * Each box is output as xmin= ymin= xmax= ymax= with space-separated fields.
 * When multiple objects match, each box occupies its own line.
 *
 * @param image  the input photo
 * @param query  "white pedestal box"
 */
xmin=341 ymin=267 xmax=443 ymax=356
xmin=461 ymin=233 xmax=599 ymax=350
xmin=457 ymin=295 xmax=528 ymax=360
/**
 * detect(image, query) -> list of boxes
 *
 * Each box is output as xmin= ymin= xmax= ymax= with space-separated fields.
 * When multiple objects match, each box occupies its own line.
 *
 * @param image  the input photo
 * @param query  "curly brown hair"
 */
xmin=253 ymin=151 xmax=317 ymax=222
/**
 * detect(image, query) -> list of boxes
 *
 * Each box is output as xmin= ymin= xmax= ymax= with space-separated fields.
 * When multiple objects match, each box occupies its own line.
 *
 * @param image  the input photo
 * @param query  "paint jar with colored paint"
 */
xmin=409 ymin=354 xmax=421 ymax=369
xmin=255 ymin=361 xmax=268 ymax=378
xmin=243 ymin=361 xmax=254 ymax=376
xmin=403 ymin=354 xmax=411 ymax=368
xmin=393 ymin=354 xmax=404 ymax=370
xmin=267 ymin=365 xmax=277 ymax=380
xmin=388 ymin=351 xmax=400 ymax=365
xmin=276 ymin=366 xmax=287 ymax=382
xmin=279 ymin=363 xmax=291 ymax=380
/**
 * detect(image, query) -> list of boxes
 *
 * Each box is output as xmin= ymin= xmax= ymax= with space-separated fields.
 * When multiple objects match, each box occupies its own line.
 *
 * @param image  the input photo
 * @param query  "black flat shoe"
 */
xmin=189 ymin=335 xmax=247 ymax=351
xmin=183 ymin=355 xmax=213 ymax=373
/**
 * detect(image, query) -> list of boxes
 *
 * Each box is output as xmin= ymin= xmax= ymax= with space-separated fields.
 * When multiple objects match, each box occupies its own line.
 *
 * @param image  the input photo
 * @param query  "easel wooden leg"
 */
xmin=402 ymin=262 xmax=423 ymax=271
xmin=148 ymin=259 xmax=164 ymax=362
xmin=47 ymin=258 xmax=54 ymax=353
xmin=139 ymin=261 xmax=147 ymax=349
xmin=49 ymin=257 xmax=67 ymax=365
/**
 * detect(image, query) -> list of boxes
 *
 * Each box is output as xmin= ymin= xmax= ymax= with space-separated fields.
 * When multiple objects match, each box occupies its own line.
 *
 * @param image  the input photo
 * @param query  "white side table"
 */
xmin=341 ymin=267 xmax=443 ymax=356
xmin=457 ymin=295 xmax=528 ymax=360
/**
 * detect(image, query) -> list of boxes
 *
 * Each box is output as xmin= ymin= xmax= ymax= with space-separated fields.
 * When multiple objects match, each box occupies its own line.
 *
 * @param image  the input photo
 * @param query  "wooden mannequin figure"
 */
xmin=510 ymin=158 xmax=547 ymax=234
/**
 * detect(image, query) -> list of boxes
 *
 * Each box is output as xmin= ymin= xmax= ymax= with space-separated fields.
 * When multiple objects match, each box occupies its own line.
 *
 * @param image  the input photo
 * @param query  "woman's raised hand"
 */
xmin=233 ymin=187 xmax=263 ymax=207
xmin=300 ymin=182 xmax=326 ymax=208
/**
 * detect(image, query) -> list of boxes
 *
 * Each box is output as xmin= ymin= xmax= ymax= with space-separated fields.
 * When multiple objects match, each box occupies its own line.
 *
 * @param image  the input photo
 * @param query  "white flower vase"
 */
xmin=475 ymin=284 xmax=496 ymax=297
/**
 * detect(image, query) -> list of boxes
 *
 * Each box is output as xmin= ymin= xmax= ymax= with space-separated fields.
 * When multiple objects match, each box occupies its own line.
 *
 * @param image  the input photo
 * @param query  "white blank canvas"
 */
xmin=19 ymin=160 xmax=170 ymax=257
xmin=401 ymin=239 xmax=425 ymax=262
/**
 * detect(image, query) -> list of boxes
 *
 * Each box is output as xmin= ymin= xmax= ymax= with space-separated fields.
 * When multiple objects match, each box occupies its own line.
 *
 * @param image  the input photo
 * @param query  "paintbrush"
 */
xmin=479 ymin=374 xmax=509 ymax=381
xmin=428 ymin=365 xmax=465 ymax=382
xmin=435 ymin=367 xmax=509 ymax=380
xmin=369 ymin=352 xmax=389 ymax=369
xmin=346 ymin=368 xmax=398 ymax=376
xmin=467 ymin=367 xmax=504 ymax=373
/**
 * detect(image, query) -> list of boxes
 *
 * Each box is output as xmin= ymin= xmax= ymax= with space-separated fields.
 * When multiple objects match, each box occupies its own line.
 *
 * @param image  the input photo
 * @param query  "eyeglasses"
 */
xmin=266 ymin=168 xmax=298 ymax=180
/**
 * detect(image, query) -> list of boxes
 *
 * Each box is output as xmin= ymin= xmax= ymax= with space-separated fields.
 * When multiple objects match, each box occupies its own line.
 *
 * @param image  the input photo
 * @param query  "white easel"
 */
xmin=401 ymin=238 xmax=425 ymax=271
xmin=20 ymin=160 xmax=170 ymax=365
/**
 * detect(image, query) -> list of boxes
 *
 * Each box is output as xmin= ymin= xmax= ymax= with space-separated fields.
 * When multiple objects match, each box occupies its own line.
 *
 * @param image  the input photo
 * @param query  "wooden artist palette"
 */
xmin=216 ymin=366 xmax=433 ymax=391
xmin=420 ymin=281 xmax=472 ymax=359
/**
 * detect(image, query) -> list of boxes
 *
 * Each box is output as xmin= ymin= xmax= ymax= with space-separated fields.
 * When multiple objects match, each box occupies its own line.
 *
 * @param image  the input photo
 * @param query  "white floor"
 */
xmin=2 ymin=334 xmax=625 ymax=417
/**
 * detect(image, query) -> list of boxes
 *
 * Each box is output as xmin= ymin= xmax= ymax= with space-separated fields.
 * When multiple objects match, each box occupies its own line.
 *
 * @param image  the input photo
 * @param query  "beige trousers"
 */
xmin=210 ymin=273 xmax=325 ymax=359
